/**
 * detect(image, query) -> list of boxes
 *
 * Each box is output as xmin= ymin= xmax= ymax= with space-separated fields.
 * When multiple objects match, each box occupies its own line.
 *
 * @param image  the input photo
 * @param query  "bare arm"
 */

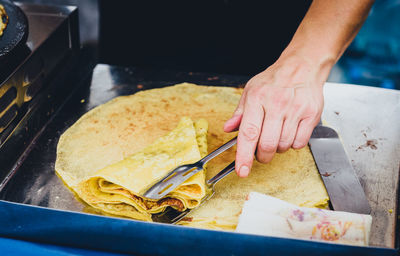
xmin=224 ymin=0 xmax=374 ymax=177
xmin=284 ymin=0 xmax=374 ymax=80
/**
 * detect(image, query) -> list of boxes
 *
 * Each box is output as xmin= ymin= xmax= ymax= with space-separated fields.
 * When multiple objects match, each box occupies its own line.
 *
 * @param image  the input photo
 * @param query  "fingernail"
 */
xmin=232 ymin=112 xmax=242 ymax=118
xmin=239 ymin=166 xmax=250 ymax=177
xmin=224 ymin=115 xmax=240 ymax=129
xmin=224 ymin=118 xmax=233 ymax=126
xmin=225 ymin=115 xmax=235 ymax=124
xmin=279 ymin=141 xmax=290 ymax=148
xmin=292 ymin=142 xmax=303 ymax=149
xmin=223 ymin=121 xmax=232 ymax=131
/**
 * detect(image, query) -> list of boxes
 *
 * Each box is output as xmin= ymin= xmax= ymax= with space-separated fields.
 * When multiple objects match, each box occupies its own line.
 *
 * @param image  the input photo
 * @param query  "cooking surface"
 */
xmin=0 ymin=64 xmax=399 ymax=248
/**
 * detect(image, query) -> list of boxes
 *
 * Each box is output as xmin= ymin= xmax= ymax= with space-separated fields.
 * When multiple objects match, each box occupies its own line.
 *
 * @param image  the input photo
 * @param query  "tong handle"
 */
xmin=207 ymin=161 xmax=236 ymax=186
xmin=200 ymin=137 xmax=237 ymax=165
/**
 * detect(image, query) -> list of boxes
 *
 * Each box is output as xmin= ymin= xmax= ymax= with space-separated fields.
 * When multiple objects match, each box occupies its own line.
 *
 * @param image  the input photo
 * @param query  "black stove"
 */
xmin=0 ymin=3 xmax=84 ymax=184
xmin=0 ymin=2 xmax=79 ymax=140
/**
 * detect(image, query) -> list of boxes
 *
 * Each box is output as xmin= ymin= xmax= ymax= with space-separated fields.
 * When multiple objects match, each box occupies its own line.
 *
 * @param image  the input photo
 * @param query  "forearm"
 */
xmin=279 ymin=0 xmax=374 ymax=84
xmin=226 ymin=0 xmax=375 ymax=175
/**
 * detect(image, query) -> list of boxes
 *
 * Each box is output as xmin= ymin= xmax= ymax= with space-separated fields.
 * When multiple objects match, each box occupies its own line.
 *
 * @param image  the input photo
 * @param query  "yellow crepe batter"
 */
xmin=55 ymin=83 xmax=329 ymax=229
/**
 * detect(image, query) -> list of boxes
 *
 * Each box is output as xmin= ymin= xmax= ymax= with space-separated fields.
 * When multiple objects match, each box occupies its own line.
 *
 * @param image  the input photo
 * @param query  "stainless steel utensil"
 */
xmin=143 ymin=137 xmax=237 ymax=200
xmin=151 ymin=161 xmax=236 ymax=223
xmin=309 ymin=124 xmax=371 ymax=214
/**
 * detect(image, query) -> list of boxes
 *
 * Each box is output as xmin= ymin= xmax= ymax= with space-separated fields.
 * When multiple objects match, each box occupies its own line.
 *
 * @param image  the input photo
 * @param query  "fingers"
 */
xmin=224 ymin=90 xmax=247 ymax=132
xmin=228 ymin=81 xmax=323 ymax=178
xmin=293 ymin=117 xmax=318 ymax=149
xmin=256 ymin=110 xmax=283 ymax=163
xmin=276 ymin=115 xmax=300 ymax=153
xmin=291 ymin=87 xmax=322 ymax=149
xmin=235 ymin=98 xmax=264 ymax=178
xmin=223 ymin=114 xmax=242 ymax=133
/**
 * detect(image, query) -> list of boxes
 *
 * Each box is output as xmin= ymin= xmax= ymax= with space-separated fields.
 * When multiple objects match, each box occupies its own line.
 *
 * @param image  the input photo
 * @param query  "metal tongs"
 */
xmin=143 ymin=137 xmax=237 ymax=223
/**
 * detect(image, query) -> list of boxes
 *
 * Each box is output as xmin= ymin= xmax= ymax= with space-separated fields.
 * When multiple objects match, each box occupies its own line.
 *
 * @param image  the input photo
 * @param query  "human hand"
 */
xmin=224 ymin=54 xmax=328 ymax=178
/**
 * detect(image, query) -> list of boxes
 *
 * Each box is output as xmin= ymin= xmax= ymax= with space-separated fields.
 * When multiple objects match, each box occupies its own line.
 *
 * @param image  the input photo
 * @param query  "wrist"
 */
xmin=277 ymin=45 xmax=335 ymax=87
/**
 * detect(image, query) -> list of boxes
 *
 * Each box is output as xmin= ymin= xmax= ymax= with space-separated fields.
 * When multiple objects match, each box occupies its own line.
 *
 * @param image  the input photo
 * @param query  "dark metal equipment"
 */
xmin=0 ymin=0 xmax=29 ymax=81
xmin=0 ymin=2 xmax=80 ymax=184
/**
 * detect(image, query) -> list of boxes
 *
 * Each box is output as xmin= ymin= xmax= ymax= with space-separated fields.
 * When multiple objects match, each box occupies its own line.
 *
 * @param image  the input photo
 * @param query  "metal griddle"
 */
xmin=0 ymin=63 xmax=398 ymax=255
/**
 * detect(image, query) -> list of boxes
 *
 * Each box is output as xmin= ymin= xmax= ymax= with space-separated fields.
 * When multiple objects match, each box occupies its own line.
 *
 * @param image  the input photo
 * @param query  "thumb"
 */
xmin=224 ymin=90 xmax=247 ymax=132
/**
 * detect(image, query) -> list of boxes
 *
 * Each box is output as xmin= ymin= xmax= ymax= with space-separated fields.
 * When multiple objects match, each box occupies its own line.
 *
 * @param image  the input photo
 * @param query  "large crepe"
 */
xmin=55 ymin=83 xmax=329 ymax=229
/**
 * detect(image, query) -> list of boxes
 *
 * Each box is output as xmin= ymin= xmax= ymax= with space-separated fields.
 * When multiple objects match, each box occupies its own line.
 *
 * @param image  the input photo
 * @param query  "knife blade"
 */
xmin=308 ymin=125 xmax=371 ymax=214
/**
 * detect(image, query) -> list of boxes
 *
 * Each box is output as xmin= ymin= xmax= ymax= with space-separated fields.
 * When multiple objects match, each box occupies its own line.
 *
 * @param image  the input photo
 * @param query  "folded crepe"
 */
xmin=236 ymin=192 xmax=372 ymax=246
xmin=64 ymin=117 xmax=208 ymax=221
xmin=56 ymin=83 xmax=329 ymax=228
